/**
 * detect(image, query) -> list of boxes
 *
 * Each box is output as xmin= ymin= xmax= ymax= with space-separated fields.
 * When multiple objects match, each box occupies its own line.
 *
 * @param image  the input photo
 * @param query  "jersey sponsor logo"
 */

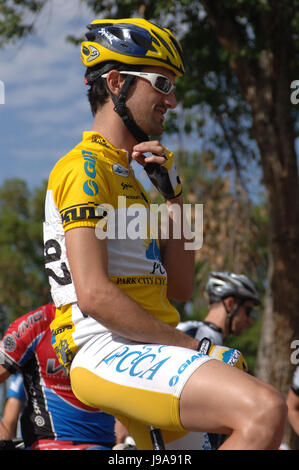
xmin=60 ymin=203 xmax=99 ymax=225
xmin=91 ymin=134 xmax=111 ymax=149
xmin=83 ymin=179 xmax=98 ymax=196
xmin=112 ymin=163 xmax=129 ymax=177
xmin=35 ymin=416 xmax=46 ymax=427
xmin=54 ymin=339 xmax=74 ymax=367
xmin=121 ymin=182 xmax=133 ymax=191
xmin=82 ymin=150 xmax=99 ymax=196
xmin=5 ymin=310 xmax=44 ymax=344
xmin=46 ymin=358 xmax=67 ymax=376
xmin=115 ymin=276 xmax=166 ymax=286
xmin=3 ymin=334 xmax=17 ymax=352
xmin=52 ymin=325 xmax=73 ymax=336
xmin=145 ymin=239 xmax=165 ymax=275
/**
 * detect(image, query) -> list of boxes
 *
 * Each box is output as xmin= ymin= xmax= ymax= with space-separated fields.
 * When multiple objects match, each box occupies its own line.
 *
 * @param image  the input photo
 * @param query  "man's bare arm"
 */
xmin=159 ymin=195 xmax=195 ymax=301
xmin=65 ymin=227 xmax=197 ymax=349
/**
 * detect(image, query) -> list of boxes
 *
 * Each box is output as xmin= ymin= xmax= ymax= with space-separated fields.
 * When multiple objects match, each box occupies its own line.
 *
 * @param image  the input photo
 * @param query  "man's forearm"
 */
xmin=160 ymin=196 xmax=195 ymax=301
xmin=0 ymin=419 xmax=12 ymax=440
xmin=79 ymin=277 xmax=198 ymax=349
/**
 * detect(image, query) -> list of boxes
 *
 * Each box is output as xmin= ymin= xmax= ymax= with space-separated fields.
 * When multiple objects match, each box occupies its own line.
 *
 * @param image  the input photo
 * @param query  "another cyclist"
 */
xmin=0 ymin=374 xmax=25 ymax=441
xmin=178 ymin=271 xmax=261 ymax=344
xmin=44 ymin=18 xmax=287 ymax=450
xmin=177 ymin=271 xmax=261 ymax=449
xmin=286 ymin=366 xmax=299 ymax=436
xmin=0 ymin=304 xmax=115 ymax=450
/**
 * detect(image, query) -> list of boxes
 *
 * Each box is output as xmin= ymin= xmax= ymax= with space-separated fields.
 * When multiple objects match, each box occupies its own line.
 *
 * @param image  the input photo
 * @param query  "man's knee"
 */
xmin=244 ymin=385 xmax=287 ymax=447
xmin=255 ymin=385 xmax=286 ymax=424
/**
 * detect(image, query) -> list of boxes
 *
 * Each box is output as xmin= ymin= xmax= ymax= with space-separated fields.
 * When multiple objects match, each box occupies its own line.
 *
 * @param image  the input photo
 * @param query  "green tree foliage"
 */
xmin=75 ymin=2 xmax=298 ymax=447
xmin=150 ymin=149 xmax=269 ymax=373
xmin=0 ymin=0 xmax=46 ymax=48
xmin=1 ymin=0 xmax=298 ymax=446
xmin=0 ymin=179 xmax=49 ymax=333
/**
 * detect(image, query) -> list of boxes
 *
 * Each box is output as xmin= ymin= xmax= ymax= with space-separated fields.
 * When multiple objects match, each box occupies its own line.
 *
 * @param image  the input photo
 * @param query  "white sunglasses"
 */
xmin=102 ymin=71 xmax=175 ymax=95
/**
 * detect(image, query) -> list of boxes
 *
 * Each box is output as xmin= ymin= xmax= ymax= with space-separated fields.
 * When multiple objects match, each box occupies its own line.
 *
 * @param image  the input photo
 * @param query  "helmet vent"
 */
xmin=86 ymin=32 xmax=96 ymax=41
xmin=109 ymin=26 xmax=125 ymax=40
xmin=130 ymin=31 xmax=156 ymax=52
xmin=168 ymin=35 xmax=184 ymax=65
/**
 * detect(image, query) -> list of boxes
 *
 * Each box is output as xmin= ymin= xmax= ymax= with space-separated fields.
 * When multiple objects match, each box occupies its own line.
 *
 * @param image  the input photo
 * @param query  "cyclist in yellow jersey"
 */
xmin=44 ymin=18 xmax=287 ymax=449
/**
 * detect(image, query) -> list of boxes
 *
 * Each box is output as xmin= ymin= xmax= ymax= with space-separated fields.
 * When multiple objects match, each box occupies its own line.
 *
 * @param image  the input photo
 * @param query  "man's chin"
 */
xmin=149 ymin=125 xmax=164 ymax=138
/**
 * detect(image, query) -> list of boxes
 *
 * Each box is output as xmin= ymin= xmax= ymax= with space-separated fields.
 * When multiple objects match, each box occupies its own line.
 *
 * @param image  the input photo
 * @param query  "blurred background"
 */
xmin=0 ymin=0 xmax=298 ymax=449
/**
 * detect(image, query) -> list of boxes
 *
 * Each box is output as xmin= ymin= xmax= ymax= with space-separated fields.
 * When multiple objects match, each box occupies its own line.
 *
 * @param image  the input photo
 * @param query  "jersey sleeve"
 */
xmin=44 ymin=150 xmax=113 ymax=307
xmin=0 ymin=306 xmax=50 ymax=373
xmin=6 ymin=373 xmax=26 ymax=402
xmin=48 ymin=149 xmax=112 ymax=233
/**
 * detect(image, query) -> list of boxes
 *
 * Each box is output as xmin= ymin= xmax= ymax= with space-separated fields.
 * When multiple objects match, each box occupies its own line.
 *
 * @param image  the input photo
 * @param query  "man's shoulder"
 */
xmin=2 ymin=304 xmax=53 ymax=345
xmin=0 ymin=304 xmax=54 ymax=373
xmin=49 ymin=133 xmax=116 ymax=180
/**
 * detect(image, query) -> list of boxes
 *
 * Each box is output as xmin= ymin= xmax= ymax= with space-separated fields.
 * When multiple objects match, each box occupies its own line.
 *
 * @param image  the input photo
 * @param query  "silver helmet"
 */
xmin=206 ymin=272 xmax=261 ymax=305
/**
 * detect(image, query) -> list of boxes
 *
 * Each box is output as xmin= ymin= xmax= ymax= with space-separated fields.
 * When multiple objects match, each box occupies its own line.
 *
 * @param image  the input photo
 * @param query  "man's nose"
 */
xmin=164 ymin=91 xmax=177 ymax=109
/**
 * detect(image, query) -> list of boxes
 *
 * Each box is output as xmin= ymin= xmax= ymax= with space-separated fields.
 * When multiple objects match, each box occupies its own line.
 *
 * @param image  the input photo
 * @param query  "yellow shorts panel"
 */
xmin=70 ymin=366 xmax=188 ymax=449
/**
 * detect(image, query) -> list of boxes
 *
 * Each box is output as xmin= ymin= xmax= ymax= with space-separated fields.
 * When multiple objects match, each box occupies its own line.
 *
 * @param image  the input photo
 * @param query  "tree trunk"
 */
xmin=201 ymin=1 xmax=299 ymax=449
xmin=236 ymin=45 xmax=299 ymax=450
xmin=256 ymin=251 xmax=299 ymax=449
xmin=236 ymin=46 xmax=299 ymax=451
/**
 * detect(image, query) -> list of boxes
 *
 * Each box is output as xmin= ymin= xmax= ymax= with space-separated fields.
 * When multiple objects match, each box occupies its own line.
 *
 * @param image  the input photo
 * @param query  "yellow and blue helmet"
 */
xmin=81 ymin=18 xmax=185 ymax=142
xmin=81 ymin=18 xmax=185 ymax=82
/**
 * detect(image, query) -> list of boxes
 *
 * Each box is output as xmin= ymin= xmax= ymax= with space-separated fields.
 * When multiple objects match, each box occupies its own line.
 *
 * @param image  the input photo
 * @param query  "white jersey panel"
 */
xmin=44 ymin=190 xmax=77 ymax=307
xmin=177 ymin=321 xmax=223 ymax=345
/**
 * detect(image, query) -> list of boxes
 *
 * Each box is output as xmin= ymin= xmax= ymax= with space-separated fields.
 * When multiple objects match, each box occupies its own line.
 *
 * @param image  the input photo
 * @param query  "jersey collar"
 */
xmin=82 ymin=131 xmax=130 ymax=168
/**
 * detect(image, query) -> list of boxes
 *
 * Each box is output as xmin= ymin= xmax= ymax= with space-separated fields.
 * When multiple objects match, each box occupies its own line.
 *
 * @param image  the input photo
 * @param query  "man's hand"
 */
xmin=132 ymin=141 xmax=182 ymax=200
xmin=197 ymin=338 xmax=248 ymax=372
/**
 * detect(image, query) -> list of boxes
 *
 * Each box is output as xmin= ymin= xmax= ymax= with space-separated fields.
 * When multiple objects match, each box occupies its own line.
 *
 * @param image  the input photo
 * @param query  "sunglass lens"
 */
xmin=155 ymin=76 xmax=172 ymax=94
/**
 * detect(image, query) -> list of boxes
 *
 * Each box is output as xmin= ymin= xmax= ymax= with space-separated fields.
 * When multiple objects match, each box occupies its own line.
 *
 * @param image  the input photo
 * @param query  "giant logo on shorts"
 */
xmin=169 ymin=353 xmax=202 ymax=387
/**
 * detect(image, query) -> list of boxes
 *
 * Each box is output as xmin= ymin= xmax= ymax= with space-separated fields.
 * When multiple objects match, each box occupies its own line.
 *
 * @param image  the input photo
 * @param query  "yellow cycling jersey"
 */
xmin=44 ymin=131 xmax=179 ymax=370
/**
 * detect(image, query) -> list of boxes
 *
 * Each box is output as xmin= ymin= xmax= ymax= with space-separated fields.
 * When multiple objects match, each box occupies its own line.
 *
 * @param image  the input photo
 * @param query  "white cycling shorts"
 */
xmin=70 ymin=336 xmax=211 ymax=449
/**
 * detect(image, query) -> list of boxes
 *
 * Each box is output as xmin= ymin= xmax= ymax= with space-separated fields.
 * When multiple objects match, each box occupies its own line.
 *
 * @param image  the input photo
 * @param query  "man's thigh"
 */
xmin=70 ymin=341 xmax=210 ymax=432
xmin=179 ymin=358 xmax=273 ymax=434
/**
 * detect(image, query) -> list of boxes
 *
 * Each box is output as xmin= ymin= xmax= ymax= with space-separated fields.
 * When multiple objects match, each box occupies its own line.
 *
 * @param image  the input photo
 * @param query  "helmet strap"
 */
xmin=105 ymin=74 xmax=149 ymax=143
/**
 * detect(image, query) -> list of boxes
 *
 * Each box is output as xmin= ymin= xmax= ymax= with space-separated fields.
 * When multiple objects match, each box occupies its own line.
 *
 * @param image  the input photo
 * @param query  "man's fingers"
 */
xmin=132 ymin=141 xmax=166 ymax=167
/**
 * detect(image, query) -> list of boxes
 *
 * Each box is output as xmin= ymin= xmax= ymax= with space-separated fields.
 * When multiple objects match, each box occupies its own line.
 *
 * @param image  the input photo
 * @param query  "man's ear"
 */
xmin=105 ymin=70 xmax=125 ymax=96
xmin=223 ymin=296 xmax=235 ymax=311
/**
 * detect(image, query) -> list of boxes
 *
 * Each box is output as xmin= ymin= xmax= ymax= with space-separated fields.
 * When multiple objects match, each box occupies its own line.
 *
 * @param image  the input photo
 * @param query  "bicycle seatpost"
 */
xmin=149 ymin=426 xmax=165 ymax=450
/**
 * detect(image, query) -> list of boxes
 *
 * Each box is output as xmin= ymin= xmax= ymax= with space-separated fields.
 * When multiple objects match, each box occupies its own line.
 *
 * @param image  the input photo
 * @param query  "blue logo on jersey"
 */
xmin=84 ymin=160 xmax=96 ymax=178
xmin=82 ymin=150 xmax=98 ymax=196
xmin=83 ymin=179 xmax=99 ymax=196
xmin=145 ymin=239 xmax=165 ymax=275
xmin=146 ymin=239 xmax=162 ymax=263
xmin=221 ymin=349 xmax=235 ymax=364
